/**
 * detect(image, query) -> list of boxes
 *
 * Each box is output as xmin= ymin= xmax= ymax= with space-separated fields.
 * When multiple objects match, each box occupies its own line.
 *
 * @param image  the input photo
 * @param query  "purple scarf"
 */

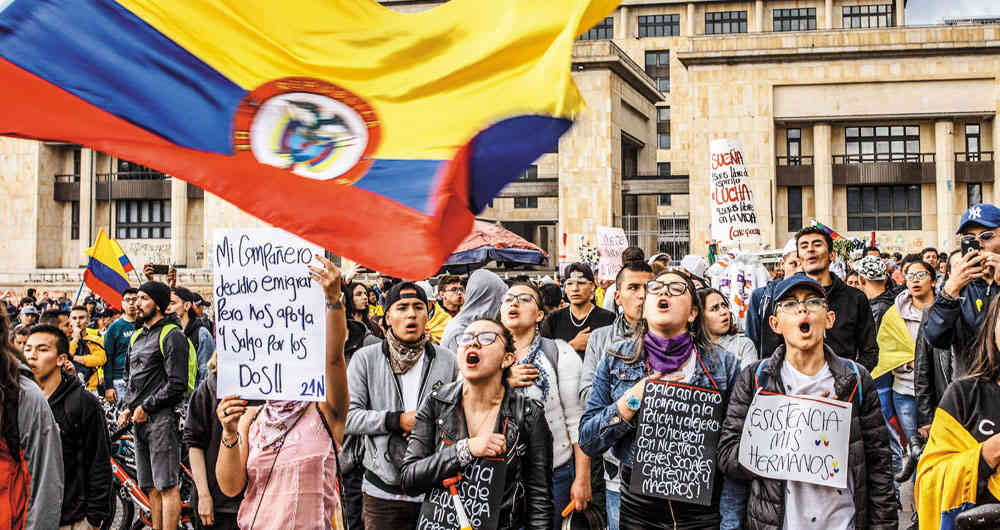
xmin=643 ymin=332 xmax=694 ymax=374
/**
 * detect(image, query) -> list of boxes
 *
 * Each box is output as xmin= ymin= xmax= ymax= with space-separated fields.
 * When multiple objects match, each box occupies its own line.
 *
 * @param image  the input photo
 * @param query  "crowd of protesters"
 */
xmin=2 ymin=203 xmax=1000 ymax=529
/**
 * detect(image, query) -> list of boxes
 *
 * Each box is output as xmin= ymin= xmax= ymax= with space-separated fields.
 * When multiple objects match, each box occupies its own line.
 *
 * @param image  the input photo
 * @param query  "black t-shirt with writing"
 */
xmin=938 ymin=377 xmax=1000 ymax=504
xmin=540 ymin=305 xmax=616 ymax=357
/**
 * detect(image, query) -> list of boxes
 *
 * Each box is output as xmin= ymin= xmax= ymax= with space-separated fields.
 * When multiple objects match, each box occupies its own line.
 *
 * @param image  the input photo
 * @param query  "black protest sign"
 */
xmin=418 ymin=457 xmax=507 ymax=530
xmin=629 ymin=381 xmax=724 ymax=506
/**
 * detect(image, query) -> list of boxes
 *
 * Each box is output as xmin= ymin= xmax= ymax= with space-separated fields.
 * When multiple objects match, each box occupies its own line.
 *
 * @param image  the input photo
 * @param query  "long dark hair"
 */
xmin=0 ymin=307 xmax=25 ymax=460
xmin=968 ymin=296 xmax=1000 ymax=381
xmin=696 ymin=287 xmax=736 ymax=338
xmin=619 ymin=269 xmax=711 ymax=364
xmin=344 ymin=282 xmax=370 ymax=320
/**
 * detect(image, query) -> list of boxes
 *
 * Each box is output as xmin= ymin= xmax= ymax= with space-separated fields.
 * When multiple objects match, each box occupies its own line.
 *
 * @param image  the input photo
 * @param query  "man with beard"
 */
xmin=346 ymin=282 xmax=457 ymax=529
xmin=540 ymin=262 xmax=615 ymax=358
xmin=102 ymin=288 xmax=139 ymax=405
xmin=24 ymin=325 xmax=111 ymax=530
xmin=795 ymin=226 xmax=878 ymax=371
xmin=167 ymin=287 xmax=214 ymax=385
xmin=117 ymin=281 xmax=188 ymax=530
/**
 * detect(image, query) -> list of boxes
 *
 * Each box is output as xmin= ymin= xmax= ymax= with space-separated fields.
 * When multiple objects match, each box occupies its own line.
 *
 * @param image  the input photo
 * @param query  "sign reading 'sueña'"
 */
xmin=214 ymin=228 xmax=327 ymax=401
xmin=710 ymin=139 xmax=762 ymax=247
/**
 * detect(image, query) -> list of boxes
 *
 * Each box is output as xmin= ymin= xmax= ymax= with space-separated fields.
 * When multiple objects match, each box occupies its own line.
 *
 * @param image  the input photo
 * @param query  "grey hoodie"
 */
xmin=18 ymin=363 xmax=64 ymax=530
xmin=440 ymin=269 xmax=508 ymax=352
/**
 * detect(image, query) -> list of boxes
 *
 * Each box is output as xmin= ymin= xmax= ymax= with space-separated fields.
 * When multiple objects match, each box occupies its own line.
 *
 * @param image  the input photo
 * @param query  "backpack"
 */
xmin=753 ymin=356 xmax=862 ymax=408
xmin=130 ymin=323 xmax=197 ymax=396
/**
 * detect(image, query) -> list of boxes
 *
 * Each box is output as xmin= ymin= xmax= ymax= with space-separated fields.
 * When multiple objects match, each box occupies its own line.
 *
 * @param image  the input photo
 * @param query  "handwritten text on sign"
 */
xmin=738 ymin=393 xmax=852 ymax=489
xmin=596 ymin=226 xmax=629 ymax=282
xmin=214 ymin=228 xmax=326 ymax=401
xmin=629 ymin=381 xmax=723 ymax=506
xmin=710 ymin=139 xmax=761 ymax=247
xmin=418 ymin=458 xmax=506 ymax=530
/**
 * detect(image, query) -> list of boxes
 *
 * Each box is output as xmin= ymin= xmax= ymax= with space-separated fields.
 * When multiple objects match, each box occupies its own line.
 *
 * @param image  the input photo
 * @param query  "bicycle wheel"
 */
xmin=104 ymin=483 xmax=135 ymax=530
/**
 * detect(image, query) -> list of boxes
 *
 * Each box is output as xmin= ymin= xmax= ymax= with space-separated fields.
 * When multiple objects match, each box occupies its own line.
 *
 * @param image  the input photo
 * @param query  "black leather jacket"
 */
xmin=914 ymin=311 xmax=959 ymax=428
xmin=400 ymin=381 xmax=553 ymax=530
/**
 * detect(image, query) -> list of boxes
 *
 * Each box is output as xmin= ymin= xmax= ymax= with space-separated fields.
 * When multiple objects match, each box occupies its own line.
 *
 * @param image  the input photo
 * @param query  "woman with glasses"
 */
xmin=400 ymin=317 xmax=554 ymax=530
xmin=696 ymin=287 xmax=757 ymax=369
xmin=579 ymin=270 xmax=742 ymax=529
xmin=500 ymin=282 xmax=588 ymax=528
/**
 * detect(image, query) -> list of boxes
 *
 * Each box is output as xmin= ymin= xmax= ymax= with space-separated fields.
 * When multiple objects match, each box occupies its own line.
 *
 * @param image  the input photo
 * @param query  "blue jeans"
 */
xmin=893 ymin=391 xmax=918 ymax=441
xmin=113 ymin=379 xmax=127 ymax=405
xmin=606 ymin=490 xmax=620 ymax=530
xmin=552 ymin=460 xmax=574 ymax=530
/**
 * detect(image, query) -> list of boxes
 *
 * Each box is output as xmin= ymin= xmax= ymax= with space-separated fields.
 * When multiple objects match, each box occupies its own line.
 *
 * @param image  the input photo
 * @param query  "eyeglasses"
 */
xmin=564 ymin=279 xmax=592 ymax=288
xmin=457 ymin=332 xmax=504 ymax=348
xmin=443 ymin=287 xmax=465 ymax=294
xmin=501 ymin=293 xmax=537 ymax=305
xmin=962 ymin=231 xmax=997 ymax=244
xmin=775 ymin=298 xmax=826 ymax=314
xmin=645 ymin=280 xmax=689 ymax=296
xmin=905 ymin=271 xmax=930 ymax=281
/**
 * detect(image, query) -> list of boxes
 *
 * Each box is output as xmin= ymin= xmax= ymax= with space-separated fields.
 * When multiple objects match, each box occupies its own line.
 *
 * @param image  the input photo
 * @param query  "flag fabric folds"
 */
xmin=110 ymin=238 xmax=135 ymax=273
xmin=83 ymin=228 xmax=131 ymax=309
xmin=811 ymin=220 xmax=843 ymax=241
xmin=0 ymin=0 xmax=618 ymax=278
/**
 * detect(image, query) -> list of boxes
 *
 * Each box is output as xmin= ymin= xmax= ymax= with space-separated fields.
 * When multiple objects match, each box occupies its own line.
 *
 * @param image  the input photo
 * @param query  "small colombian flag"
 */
xmin=83 ymin=228 xmax=131 ymax=309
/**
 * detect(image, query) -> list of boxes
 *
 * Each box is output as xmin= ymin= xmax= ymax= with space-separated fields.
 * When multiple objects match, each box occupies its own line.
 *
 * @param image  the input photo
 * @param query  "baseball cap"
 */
xmin=20 ymin=306 xmax=39 ymax=316
xmin=680 ymin=255 xmax=708 ymax=281
xmin=192 ymin=292 xmax=211 ymax=307
xmin=957 ymin=204 xmax=1000 ymax=234
xmin=563 ymin=262 xmax=595 ymax=283
xmin=853 ymin=255 xmax=887 ymax=281
xmin=384 ymin=281 xmax=429 ymax=312
xmin=771 ymin=273 xmax=825 ymax=314
xmin=781 ymin=238 xmax=797 ymax=256
xmin=647 ymin=253 xmax=671 ymax=265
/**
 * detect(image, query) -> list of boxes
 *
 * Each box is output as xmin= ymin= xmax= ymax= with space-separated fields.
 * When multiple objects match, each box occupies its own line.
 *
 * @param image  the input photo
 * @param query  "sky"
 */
xmin=906 ymin=0 xmax=1000 ymax=25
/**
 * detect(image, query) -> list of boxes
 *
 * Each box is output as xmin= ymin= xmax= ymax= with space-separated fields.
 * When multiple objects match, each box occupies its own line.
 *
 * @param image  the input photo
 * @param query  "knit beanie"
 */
xmin=138 ymin=281 xmax=171 ymax=313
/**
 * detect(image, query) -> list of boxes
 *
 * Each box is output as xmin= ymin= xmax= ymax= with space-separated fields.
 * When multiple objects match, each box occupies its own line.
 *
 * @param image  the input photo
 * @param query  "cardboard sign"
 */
xmin=214 ymin=228 xmax=326 ymax=401
xmin=418 ymin=458 xmax=507 ymax=530
xmin=738 ymin=392 xmax=852 ymax=489
xmin=629 ymin=381 xmax=724 ymax=506
xmin=710 ymin=139 xmax=761 ymax=247
xmin=596 ymin=226 xmax=629 ymax=282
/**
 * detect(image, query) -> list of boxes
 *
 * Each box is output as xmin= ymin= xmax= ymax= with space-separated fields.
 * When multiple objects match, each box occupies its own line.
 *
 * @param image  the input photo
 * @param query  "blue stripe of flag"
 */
xmin=86 ymin=256 xmax=130 ymax=294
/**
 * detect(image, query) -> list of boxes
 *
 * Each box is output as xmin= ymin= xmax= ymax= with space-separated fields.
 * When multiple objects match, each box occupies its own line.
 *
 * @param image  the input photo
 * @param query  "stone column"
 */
xmin=895 ymin=0 xmax=905 ymax=26
xmin=620 ymin=6 xmax=630 ymax=39
xmin=170 ymin=177 xmax=188 ymax=266
xmin=687 ymin=3 xmax=696 ymax=36
xmin=824 ymin=0 xmax=833 ymax=30
xmin=755 ymin=0 xmax=764 ymax=32
xmin=813 ymin=123 xmax=833 ymax=225
xmin=79 ymin=148 xmax=94 ymax=266
xmin=936 ymin=120 xmax=956 ymax=249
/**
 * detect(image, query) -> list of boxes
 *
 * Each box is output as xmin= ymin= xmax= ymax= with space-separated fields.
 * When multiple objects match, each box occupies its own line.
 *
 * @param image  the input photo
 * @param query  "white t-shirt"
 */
xmin=780 ymin=361 xmax=856 ymax=530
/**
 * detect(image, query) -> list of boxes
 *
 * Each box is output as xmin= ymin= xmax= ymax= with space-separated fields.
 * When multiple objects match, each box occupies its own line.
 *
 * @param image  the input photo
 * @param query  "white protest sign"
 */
xmin=596 ymin=226 xmax=629 ymax=282
xmin=738 ymin=392 xmax=852 ymax=488
xmin=214 ymin=228 xmax=326 ymax=401
xmin=710 ymin=139 xmax=762 ymax=247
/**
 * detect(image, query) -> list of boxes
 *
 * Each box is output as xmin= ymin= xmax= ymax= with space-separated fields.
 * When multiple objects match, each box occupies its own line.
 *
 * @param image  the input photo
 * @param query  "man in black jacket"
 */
xmin=24 ymin=324 xmax=111 ymax=530
xmin=795 ymin=226 xmax=879 ymax=371
xmin=117 ymin=281 xmax=189 ymax=530
xmin=718 ymin=274 xmax=896 ymax=530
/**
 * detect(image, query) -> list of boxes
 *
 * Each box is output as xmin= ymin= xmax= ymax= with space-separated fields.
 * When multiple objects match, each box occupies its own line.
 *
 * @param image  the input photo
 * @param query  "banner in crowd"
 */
xmin=213 ymin=228 xmax=326 ymax=401
xmin=0 ymin=0 xmax=621 ymax=279
xmin=418 ymin=458 xmax=507 ymax=530
xmin=629 ymin=381 xmax=724 ymax=506
xmin=710 ymin=139 xmax=762 ymax=248
xmin=596 ymin=226 xmax=629 ymax=282
xmin=738 ymin=392 xmax=852 ymax=489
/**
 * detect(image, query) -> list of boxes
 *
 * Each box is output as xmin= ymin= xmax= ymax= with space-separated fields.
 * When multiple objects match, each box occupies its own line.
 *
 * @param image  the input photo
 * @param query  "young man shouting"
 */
xmin=719 ymin=274 xmax=896 ymax=530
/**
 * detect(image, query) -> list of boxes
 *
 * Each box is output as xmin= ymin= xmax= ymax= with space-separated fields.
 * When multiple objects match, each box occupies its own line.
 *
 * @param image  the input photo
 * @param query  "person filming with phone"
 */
xmin=926 ymin=203 xmax=1000 ymax=375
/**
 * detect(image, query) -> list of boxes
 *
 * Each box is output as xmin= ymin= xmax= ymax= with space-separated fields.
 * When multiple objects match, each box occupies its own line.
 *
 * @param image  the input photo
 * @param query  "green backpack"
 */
xmin=130 ymin=323 xmax=198 ymax=396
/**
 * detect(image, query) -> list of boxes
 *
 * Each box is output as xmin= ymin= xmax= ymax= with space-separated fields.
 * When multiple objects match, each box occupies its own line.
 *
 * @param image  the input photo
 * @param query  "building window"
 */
xmin=519 ymin=165 xmax=538 ymax=180
xmin=847 ymin=185 xmax=921 ymax=231
xmin=116 ymin=159 xmax=167 ymax=180
xmin=773 ymin=8 xmax=816 ymax=31
xmin=787 ymin=187 xmax=803 ymax=232
xmin=71 ymin=201 xmax=80 ymax=240
xmin=969 ymin=183 xmax=983 ymax=207
xmin=116 ymin=199 xmax=171 ymax=239
xmin=638 ymin=14 xmax=681 ymax=37
xmin=705 ymin=11 xmax=747 ymax=34
xmin=514 ymin=197 xmax=538 ymax=209
xmin=787 ymin=128 xmax=802 ymax=165
xmin=845 ymin=125 xmax=920 ymax=163
xmin=657 ymin=107 xmax=671 ymax=149
xmin=658 ymin=193 xmax=672 ymax=206
xmin=966 ymin=124 xmax=981 ymax=160
xmin=578 ymin=17 xmax=613 ymax=40
xmin=658 ymin=162 xmax=671 ymax=177
xmin=644 ymin=50 xmax=670 ymax=92
xmin=843 ymin=4 xmax=894 ymax=29
xmin=73 ymin=149 xmax=82 ymax=176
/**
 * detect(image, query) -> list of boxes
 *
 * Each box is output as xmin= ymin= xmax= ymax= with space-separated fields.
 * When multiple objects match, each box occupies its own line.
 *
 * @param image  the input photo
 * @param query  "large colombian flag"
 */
xmin=0 ymin=0 xmax=617 ymax=279
xmin=83 ymin=228 xmax=131 ymax=309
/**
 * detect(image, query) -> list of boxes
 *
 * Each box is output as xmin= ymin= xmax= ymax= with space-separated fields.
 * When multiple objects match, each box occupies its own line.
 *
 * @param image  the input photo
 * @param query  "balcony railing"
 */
xmin=54 ymin=175 xmax=205 ymax=201
xmin=956 ymin=151 xmax=994 ymax=183
xmin=832 ymin=153 xmax=936 ymax=185
xmin=776 ymin=155 xmax=814 ymax=186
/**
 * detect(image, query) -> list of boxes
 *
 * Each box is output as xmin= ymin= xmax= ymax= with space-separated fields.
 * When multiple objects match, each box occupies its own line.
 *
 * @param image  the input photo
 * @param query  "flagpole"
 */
xmin=73 ymin=278 xmax=85 ymax=305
